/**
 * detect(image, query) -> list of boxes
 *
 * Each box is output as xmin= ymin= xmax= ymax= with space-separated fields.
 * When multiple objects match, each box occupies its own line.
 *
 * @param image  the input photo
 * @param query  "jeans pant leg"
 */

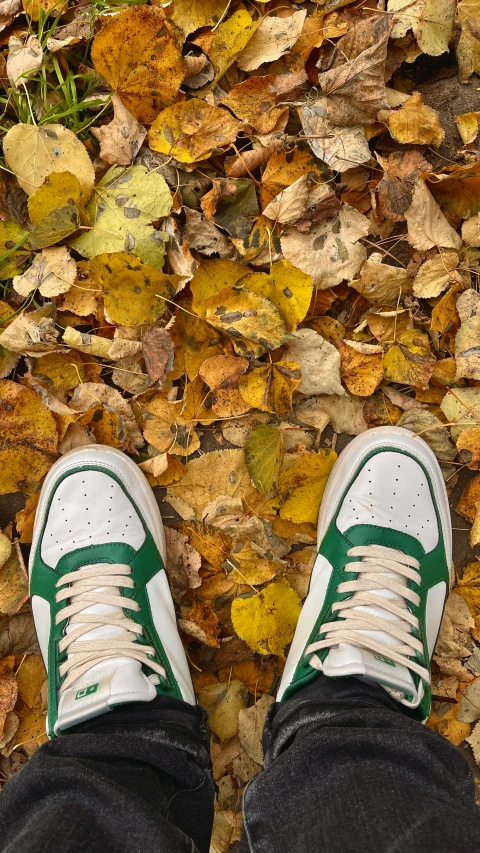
xmin=241 ymin=675 xmax=480 ymax=853
xmin=0 ymin=696 xmax=215 ymax=853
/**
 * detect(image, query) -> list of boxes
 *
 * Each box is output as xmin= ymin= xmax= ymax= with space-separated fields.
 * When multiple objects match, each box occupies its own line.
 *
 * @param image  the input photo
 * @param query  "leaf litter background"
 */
xmin=1 ymin=0 xmax=480 ymax=845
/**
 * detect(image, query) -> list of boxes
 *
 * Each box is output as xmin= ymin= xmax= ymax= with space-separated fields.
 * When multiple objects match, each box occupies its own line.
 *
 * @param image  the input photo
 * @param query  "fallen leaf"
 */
xmin=15 ymin=491 xmax=39 ymax=544
xmin=91 ymin=94 xmax=147 ymax=166
xmin=457 ymin=428 xmax=480 ymax=470
xmin=245 ymin=425 xmax=283 ymax=494
xmin=300 ymin=104 xmax=371 ymax=173
xmin=3 ymin=123 xmax=94 ymax=201
xmin=238 ymin=693 xmax=275 ymax=765
xmin=337 ymin=340 xmax=384 ymax=397
xmin=227 ymin=540 xmax=281 ymax=586
xmin=149 ymin=100 xmax=242 ymax=164
xmin=379 ymin=92 xmax=444 ymax=147
xmin=70 ymin=165 xmax=172 ymax=269
xmin=405 ymin=179 xmax=463 ymax=251
xmin=0 ymin=379 xmax=57 ymax=495
xmin=205 ymin=287 xmax=291 ymax=351
xmin=455 ymin=111 xmax=480 ymax=144
xmin=141 ymin=327 xmax=174 ymax=388
xmin=457 ymin=0 xmax=480 ymax=81
xmin=89 ymin=253 xmax=177 ymax=326
xmin=0 ymin=221 xmax=29 ymax=280
xmin=91 ymin=6 xmax=184 ymax=123
xmin=0 ymin=542 xmax=28 ymax=614
xmin=171 ymin=0 xmax=227 ymax=35
xmin=198 ymin=680 xmax=248 ymax=741
xmin=282 ymin=329 xmax=345 ymax=396
xmin=237 ymin=10 xmax=307 ymax=72
xmin=281 ymin=205 xmax=369 ymax=288
xmin=351 ymin=254 xmax=412 ymax=303
xmin=454 ymin=289 xmax=480 ymax=380
xmin=271 ymin=449 xmax=337 ymax=524
xmin=69 ymin=382 xmax=142 ymax=452
xmin=167 ymin=449 xmax=251 ymax=519
xmin=231 ymin=581 xmax=301 ymax=657
xmin=434 ymin=592 xmax=474 ymax=679
xmin=7 ymin=34 xmax=42 ymax=90
xmin=375 ymin=150 xmax=430 ymax=222
xmin=413 ymin=251 xmax=462 ymax=298
xmin=315 ymin=393 xmax=367 ymax=435
xmin=16 ymin=654 xmax=46 ymax=710
xmin=383 ymin=330 xmax=435 ymax=389
xmin=218 ymin=660 xmax=275 ymax=697
xmin=13 ymin=247 xmax=76 ymax=298
xmin=0 ymin=534 xmax=11 ymax=568
xmin=164 ymin=527 xmax=201 ymax=603
xmin=190 ymin=259 xmax=246 ymax=318
xmin=194 ymin=7 xmax=258 ymax=90
xmin=238 ymin=363 xmax=301 ymax=417
xmin=0 ymin=303 xmax=59 ymax=357
xmin=440 ymin=387 xmax=480 ymax=441
xmin=457 ymin=475 xmax=480 ymax=523
xmin=397 ymin=407 xmax=457 ymax=462
xmin=220 ymin=72 xmax=305 ymax=135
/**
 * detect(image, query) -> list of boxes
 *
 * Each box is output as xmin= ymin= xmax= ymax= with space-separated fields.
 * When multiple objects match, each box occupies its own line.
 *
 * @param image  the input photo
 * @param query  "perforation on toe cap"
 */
xmin=336 ymin=450 xmax=439 ymax=552
xmin=41 ymin=470 xmax=146 ymax=568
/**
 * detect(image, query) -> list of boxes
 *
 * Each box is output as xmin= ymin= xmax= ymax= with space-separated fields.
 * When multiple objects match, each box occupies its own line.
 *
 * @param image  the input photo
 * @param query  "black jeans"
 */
xmin=0 ymin=676 xmax=479 ymax=853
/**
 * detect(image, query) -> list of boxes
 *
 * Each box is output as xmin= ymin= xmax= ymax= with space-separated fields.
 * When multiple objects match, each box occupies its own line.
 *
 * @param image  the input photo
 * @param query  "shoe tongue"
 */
xmin=57 ymin=563 xmax=156 ymax=733
xmin=56 ymin=659 xmax=156 ymax=734
xmin=323 ymin=558 xmax=419 ymax=705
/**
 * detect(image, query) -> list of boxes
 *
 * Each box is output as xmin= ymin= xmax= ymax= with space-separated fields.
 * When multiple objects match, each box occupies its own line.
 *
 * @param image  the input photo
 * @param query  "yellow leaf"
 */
xmin=241 ymin=261 xmax=313 ymax=331
xmin=431 ymin=283 xmax=462 ymax=333
xmin=62 ymin=327 xmax=112 ymax=360
xmin=309 ymin=316 xmax=345 ymax=343
xmin=0 ymin=221 xmax=29 ymax=281
xmin=218 ymin=660 xmax=275 ymax=697
xmin=382 ymin=330 xmax=436 ymax=389
xmin=142 ymin=396 xmax=201 ymax=458
xmin=261 ymin=149 xmax=326 ymax=208
xmin=3 ymin=123 xmax=94 ymax=201
xmin=170 ymin=309 xmax=225 ymax=381
xmin=205 ymin=286 xmax=291 ymax=351
xmin=190 ymin=259 xmax=247 ymax=319
xmin=16 ymin=654 xmax=46 ymax=710
xmin=149 ymin=100 xmax=242 ymax=164
xmin=0 ymin=380 xmax=57 ymax=495
xmin=227 ymin=539 xmax=280 ymax=586
xmin=89 ymin=252 xmax=178 ymax=326
xmin=456 ymin=474 xmax=480 ymax=522
xmin=239 ymin=362 xmax=301 ymax=417
xmin=167 ymin=448 xmax=251 ymax=519
xmin=70 ymin=165 xmax=172 ymax=269
xmin=178 ymin=520 xmax=232 ymax=571
xmin=91 ymin=6 xmax=184 ymax=124
xmin=471 ymin=503 xmax=480 ymax=547
xmin=193 ymin=8 xmax=258 ymax=91
xmin=378 ymin=92 xmax=444 ymax=147
xmin=31 ymin=350 xmax=85 ymax=392
xmin=171 ymin=0 xmax=227 ymax=35
xmin=27 ymin=171 xmax=83 ymax=225
xmin=12 ymin=708 xmax=47 ymax=755
xmin=337 ymin=340 xmax=384 ymax=397
xmin=271 ymin=449 xmax=337 ymax=524
xmin=220 ymin=75 xmax=293 ymax=135
xmin=455 ymin=111 xmax=480 ymax=144
xmin=245 ymin=424 xmax=283 ymax=494
xmin=22 ymin=0 xmax=61 ymax=21
xmin=237 ymin=10 xmax=306 ymax=72
xmin=197 ymin=680 xmax=248 ymax=741
xmin=413 ymin=251 xmax=461 ymax=299
xmin=231 ymin=581 xmax=301 ymax=657
xmin=351 ymin=256 xmax=411 ymax=304
xmin=440 ymin=387 xmax=480 ymax=441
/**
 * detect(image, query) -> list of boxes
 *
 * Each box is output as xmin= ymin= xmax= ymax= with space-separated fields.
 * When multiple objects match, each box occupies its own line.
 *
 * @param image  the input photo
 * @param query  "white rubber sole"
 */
xmin=318 ymin=427 xmax=453 ymax=584
xmin=29 ymin=445 xmax=167 ymax=574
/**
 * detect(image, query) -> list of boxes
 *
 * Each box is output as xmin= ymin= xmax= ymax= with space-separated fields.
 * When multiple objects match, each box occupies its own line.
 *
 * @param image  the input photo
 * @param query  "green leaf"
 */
xmin=245 ymin=424 xmax=283 ymax=494
xmin=70 ymin=165 xmax=172 ymax=270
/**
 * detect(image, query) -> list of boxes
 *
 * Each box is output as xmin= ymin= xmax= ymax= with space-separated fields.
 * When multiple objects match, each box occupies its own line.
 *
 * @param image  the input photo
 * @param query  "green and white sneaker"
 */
xmin=277 ymin=427 xmax=453 ymax=720
xmin=29 ymin=445 xmax=194 ymax=737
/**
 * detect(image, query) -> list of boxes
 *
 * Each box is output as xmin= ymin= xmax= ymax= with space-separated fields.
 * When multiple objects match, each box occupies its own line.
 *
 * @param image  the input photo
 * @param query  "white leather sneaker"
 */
xmin=277 ymin=427 xmax=453 ymax=720
xmin=29 ymin=445 xmax=194 ymax=736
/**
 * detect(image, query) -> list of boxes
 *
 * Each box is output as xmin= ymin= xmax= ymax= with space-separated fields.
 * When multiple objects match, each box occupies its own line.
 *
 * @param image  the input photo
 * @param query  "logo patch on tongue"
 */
xmin=75 ymin=683 xmax=99 ymax=700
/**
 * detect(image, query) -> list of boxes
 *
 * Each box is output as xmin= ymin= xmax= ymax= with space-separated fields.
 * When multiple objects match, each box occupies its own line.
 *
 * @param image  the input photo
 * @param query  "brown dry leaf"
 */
xmin=180 ymin=598 xmax=219 ymax=648
xmin=396 ymin=408 xmax=457 ymax=463
xmin=0 ymin=660 xmax=17 ymax=738
xmin=316 ymin=16 xmax=390 ymax=126
xmin=0 ymin=612 xmax=39 ymax=658
xmin=457 ymin=428 xmax=480 ymax=470
xmin=238 ymin=693 xmax=275 ymax=765
xmin=375 ymin=150 xmax=430 ymax=222
xmin=378 ymin=92 xmax=444 ymax=147
xmin=91 ymin=94 xmax=147 ymax=166
xmin=351 ymin=255 xmax=412 ymax=304
xmin=457 ymin=475 xmax=480 ymax=523
xmin=220 ymin=72 xmax=306 ymax=135
xmin=434 ymin=592 xmax=474 ymax=680
xmin=282 ymin=329 xmax=345 ymax=397
xmin=455 ymin=290 xmax=480 ymax=381
xmin=457 ymin=0 xmax=480 ymax=81
xmin=237 ymin=10 xmax=307 ymax=72
xmin=0 ymin=543 xmax=29 ymax=615
xmin=337 ymin=340 xmax=384 ymax=397
xmin=218 ymin=660 xmax=275 ymax=697
xmin=141 ymin=327 xmax=175 ymax=388
xmin=164 ymin=527 xmax=202 ymax=604
xmin=91 ymin=6 xmax=184 ymax=123
xmin=69 ymin=383 xmax=143 ymax=453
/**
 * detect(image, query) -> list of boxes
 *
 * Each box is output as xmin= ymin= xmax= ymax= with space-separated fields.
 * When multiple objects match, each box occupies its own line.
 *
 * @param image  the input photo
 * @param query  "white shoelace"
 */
xmin=305 ymin=545 xmax=429 ymax=683
xmin=55 ymin=564 xmax=166 ymax=693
